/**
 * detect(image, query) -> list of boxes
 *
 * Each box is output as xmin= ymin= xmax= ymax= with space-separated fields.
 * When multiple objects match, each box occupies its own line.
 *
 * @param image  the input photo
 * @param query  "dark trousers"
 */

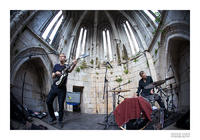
xmin=46 ymin=85 xmax=66 ymax=121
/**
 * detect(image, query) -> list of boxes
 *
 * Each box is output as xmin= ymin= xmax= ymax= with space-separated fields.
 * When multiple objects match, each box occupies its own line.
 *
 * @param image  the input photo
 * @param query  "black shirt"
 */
xmin=136 ymin=76 xmax=153 ymax=97
xmin=52 ymin=63 xmax=70 ymax=88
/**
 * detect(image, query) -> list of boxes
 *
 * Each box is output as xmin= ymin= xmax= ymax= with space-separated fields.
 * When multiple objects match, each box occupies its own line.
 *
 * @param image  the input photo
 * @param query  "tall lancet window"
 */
xmin=102 ymin=29 xmax=113 ymax=61
xmin=42 ymin=10 xmax=63 ymax=44
xmin=76 ymin=27 xmax=87 ymax=59
xmin=123 ymin=21 xmax=140 ymax=55
xmin=144 ymin=10 xmax=160 ymax=25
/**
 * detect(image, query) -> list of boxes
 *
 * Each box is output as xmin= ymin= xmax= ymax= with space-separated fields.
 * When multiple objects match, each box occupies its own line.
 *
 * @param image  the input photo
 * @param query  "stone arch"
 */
xmin=158 ymin=22 xmax=190 ymax=112
xmin=10 ymin=47 xmax=54 ymax=112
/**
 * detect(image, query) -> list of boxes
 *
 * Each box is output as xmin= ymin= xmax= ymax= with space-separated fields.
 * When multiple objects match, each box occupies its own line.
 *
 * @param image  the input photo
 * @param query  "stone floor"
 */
xmin=40 ymin=111 xmax=185 ymax=130
xmin=11 ymin=110 xmax=188 ymax=130
xmin=42 ymin=111 xmax=120 ymax=130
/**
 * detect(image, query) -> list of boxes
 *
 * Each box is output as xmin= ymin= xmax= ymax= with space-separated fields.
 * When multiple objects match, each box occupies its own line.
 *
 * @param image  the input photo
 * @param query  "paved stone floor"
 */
xmin=11 ymin=111 xmax=187 ymax=130
xmin=42 ymin=111 xmax=120 ymax=130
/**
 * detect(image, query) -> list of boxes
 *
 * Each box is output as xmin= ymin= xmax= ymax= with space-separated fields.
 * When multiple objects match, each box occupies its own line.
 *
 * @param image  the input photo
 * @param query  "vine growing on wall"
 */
xmin=115 ymin=76 xmax=123 ymax=83
xmin=75 ymin=67 xmax=80 ymax=72
xmin=80 ymin=60 xmax=87 ymax=69
xmin=90 ymin=59 xmax=94 ymax=65
xmin=155 ymin=12 xmax=161 ymax=23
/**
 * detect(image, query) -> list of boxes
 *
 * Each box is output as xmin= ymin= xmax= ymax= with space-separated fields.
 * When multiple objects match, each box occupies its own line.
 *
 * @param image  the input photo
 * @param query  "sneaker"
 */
xmin=48 ymin=117 xmax=57 ymax=125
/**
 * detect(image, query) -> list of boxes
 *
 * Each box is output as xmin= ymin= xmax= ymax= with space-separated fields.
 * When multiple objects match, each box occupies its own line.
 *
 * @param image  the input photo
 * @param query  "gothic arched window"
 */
xmin=144 ymin=10 xmax=160 ymax=25
xmin=102 ymin=29 xmax=113 ymax=61
xmin=123 ymin=21 xmax=140 ymax=55
xmin=76 ymin=27 xmax=87 ymax=59
xmin=42 ymin=10 xmax=63 ymax=44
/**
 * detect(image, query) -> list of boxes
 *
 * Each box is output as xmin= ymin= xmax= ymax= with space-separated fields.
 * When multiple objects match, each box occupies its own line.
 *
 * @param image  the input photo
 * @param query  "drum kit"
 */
xmin=98 ymin=74 xmax=176 ymax=130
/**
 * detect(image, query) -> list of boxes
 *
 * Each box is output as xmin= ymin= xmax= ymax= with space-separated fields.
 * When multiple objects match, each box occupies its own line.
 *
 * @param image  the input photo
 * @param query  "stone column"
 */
xmin=144 ymin=51 xmax=158 ymax=81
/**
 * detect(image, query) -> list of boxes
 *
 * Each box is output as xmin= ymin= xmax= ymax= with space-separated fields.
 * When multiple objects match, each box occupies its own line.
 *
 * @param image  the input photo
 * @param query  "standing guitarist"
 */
xmin=46 ymin=53 xmax=77 ymax=127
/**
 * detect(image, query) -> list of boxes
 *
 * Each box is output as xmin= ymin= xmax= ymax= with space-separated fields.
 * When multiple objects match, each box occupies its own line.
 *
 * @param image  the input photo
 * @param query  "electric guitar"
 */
xmin=55 ymin=54 xmax=89 ymax=87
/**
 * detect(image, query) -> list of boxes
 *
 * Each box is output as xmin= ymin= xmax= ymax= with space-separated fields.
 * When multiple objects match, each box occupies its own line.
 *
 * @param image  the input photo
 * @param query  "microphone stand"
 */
xmin=98 ymin=62 xmax=116 ymax=129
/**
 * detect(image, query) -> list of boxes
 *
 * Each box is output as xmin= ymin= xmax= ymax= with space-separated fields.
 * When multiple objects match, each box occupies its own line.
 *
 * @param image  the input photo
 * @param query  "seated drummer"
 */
xmin=135 ymin=71 xmax=165 ymax=109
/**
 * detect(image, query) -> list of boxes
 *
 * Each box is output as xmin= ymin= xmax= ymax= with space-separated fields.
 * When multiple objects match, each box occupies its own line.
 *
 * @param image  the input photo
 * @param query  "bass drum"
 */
xmin=120 ymin=95 xmax=159 ymax=130
xmin=125 ymin=118 xmax=149 ymax=130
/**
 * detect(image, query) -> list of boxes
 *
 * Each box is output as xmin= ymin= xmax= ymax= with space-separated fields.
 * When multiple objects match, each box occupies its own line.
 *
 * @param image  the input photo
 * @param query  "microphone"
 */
xmin=106 ymin=61 xmax=113 ymax=68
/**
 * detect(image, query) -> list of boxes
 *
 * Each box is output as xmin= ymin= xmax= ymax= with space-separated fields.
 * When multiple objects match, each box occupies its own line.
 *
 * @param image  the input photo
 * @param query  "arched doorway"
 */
xmin=168 ymin=37 xmax=190 ymax=112
xmin=12 ymin=58 xmax=49 ymax=112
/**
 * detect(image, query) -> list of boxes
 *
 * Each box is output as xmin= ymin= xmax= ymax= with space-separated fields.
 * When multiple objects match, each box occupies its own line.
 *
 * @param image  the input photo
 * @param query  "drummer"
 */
xmin=135 ymin=71 xmax=165 ymax=109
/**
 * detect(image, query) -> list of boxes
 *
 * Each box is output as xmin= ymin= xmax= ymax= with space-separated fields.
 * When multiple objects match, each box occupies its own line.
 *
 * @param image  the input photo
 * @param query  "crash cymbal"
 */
xmin=144 ymin=76 xmax=174 ymax=89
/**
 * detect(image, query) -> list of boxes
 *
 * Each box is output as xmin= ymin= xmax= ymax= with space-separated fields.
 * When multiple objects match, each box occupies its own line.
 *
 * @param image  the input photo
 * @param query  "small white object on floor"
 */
xmin=54 ymin=112 xmax=59 ymax=116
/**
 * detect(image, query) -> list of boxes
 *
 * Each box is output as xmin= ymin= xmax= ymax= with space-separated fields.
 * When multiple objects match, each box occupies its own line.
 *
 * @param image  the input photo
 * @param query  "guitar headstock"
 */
xmin=77 ymin=54 xmax=89 ymax=61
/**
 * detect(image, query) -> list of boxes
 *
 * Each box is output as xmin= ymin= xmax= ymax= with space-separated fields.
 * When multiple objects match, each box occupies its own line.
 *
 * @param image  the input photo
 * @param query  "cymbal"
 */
xmin=144 ymin=76 xmax=174 ymax=89
xmin=109 ymin=89 xmax=130 ymax=93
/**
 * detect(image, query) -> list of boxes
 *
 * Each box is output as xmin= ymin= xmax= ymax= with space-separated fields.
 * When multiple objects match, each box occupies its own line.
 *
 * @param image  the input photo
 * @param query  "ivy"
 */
xmin=90 ymin=59 xmax=94 ymax=65
xmin=115 ymin=77 xmax=123 ymax=83
xmin=146 ymin=61 xmax=149 ymax=68
xmin=75 ymin=67 xmax=80 ymax=72
xmin=80 ymin=60 xmax=87 ymax=69
xmin=152 ymin=29 xmax=156 ymax=35
xmin=133 ymin=58 xmax=138 ymax=63
xmin=155 ymin=12 xmax=161 ymax=23
xmin=157 ymin=41 xmax=160 ymax=46
xmin=155 ymin=48 xmax=158 ymax=56
xmin=124 ymin=69 xmax=129 ymax=75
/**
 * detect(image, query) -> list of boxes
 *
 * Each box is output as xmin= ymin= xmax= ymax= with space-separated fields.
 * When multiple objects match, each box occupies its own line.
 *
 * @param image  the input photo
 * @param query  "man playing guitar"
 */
xmin=46 ymin=53 xmax=77 ymax=127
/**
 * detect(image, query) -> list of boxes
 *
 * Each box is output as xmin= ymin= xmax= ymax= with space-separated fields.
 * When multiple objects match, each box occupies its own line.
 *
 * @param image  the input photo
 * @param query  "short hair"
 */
xmin=139 ymin=71 xmax=145 ymax=76
xmin=59 ymin=53 xmax=66 ymax=57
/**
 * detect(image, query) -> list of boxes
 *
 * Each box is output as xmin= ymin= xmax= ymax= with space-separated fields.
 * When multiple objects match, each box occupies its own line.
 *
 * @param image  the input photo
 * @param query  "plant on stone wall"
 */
xmin=157 ymin=41 xmax=160 ymax=47
xmin=123 ymin=65 xmax=129 ymax=74
xmin=96 ymin=72 xmax=99 ymax=75
xmin=146 ymin=61 xmax=149 ymax=68
xmin=96 ymin=57 xmax=98 ymax=65
xmin=124 ymin=69 xmax=129 ymax=75
xmin=115 ymin=76 xmax=123 ymax=83
xmin=155 ymin=48 xmax=158 ymax=56
xmin=80 ymin=60 xmax=87 ymax=69
xmin=152 ymin=29 xmax=156 ymax=35
xmin=110 ymin=71 xmax=113 ymax=75
xmin=155 ymin=12 xmax=161 ymax=23
xmin=128 ymin=80 xmax=131 ymax=83
xmin=90 ymin=59 xmax=94 ymax=65
xmin=75 ymin=67 xmax=80 ymax=72
xmin=133 ymin=58 xmax=138 ymax=63
xmin=159 ymin=29 xmax=164 ymax=33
